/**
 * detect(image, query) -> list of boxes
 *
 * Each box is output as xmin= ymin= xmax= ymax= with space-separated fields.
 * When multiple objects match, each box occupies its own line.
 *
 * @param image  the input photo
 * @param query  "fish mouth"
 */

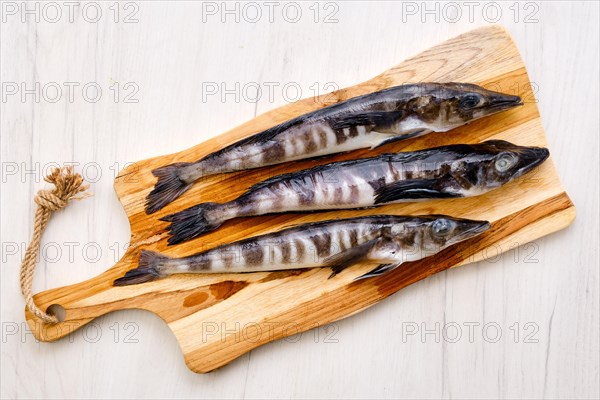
xmin=485 ymin=95 xmax=524 ymax=112
xmin=514 ymin=147 xmax=550 ymax=178
xmin=451 ymin=220 xmax=491 ymax=244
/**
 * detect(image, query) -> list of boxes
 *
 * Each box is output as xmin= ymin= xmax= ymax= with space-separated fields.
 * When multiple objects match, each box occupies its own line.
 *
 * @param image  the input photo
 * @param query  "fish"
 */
xmin=145 ymin=83 xmax=523 ymax=213
xmin=161 ymin=140 xmax=548 ymax=244
xmin=113 ymin=215 xmax=491 ymax=286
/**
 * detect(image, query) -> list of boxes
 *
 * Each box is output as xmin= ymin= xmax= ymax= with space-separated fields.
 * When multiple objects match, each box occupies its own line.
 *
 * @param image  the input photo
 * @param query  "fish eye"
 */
xmin=432 ymin=218 xmax=453 ymax=236
xmin=459 ymin=94 xmax=481 ymax=110
xmin=495 ymin=153 xmax=517 ymax=172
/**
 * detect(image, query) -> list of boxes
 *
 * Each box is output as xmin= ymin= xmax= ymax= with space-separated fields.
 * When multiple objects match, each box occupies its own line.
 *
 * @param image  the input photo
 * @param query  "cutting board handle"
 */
xmin=25 ymin=257 xmax=138 ymax=341
xmin=26 ymin=252 xmax=260 ymax=342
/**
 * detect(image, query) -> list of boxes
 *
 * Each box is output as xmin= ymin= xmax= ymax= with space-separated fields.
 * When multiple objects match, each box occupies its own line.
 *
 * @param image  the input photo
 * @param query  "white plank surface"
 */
xmin=1 ymin=1 xmax=598 ymax=399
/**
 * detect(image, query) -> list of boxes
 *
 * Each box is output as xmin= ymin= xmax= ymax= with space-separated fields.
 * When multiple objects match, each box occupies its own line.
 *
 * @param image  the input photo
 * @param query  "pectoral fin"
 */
xmin=354 ymin=263 xmax=402 ymax=280
xmin=370 ymin=129 xmax=429 ymax=149
xmin=324 ymin=238 xmax=380 ymax=279
xmin=374 ymin=179 xmax=461 ymax=204
xmin=332 ymin=111 xmax=404 ymax=131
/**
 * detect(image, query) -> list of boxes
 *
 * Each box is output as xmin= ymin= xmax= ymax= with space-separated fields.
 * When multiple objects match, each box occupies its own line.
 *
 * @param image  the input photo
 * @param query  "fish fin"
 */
xmin=480 ymin=139 xmax=515 ymax=148
xmin=354 ymin=263 xmax=401 ymax=281
xmin=113 ymin=250 xmax=168 ymax=286
xmin=248 ymin=157 xmax=366 ymax=192
xmin=370 ymin=129 xmax=429 ymax=149
xmin=332 ymin=111 xmax=404 ymax=131
xmin=325 ymin=238 xmax=380 ymax=279
xmin=160 ymin=203 xmax=223 ymax=245
xmin=233 ymin=117 xmax=306 ymax=147
xmin=145 ymin=163 xmax=194 ymax=214
xmin=374 ymin=179 xmax=461 ymax=204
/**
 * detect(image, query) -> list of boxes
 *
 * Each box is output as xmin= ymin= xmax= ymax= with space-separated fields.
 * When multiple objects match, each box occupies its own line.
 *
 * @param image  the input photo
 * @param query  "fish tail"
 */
xmin=145 ymin=162 xmax=195 ymax=214
xmin=113 ymin=250 xmax=169 ymax=286
xmin=161 ymin=202 xmax=225 ymax=245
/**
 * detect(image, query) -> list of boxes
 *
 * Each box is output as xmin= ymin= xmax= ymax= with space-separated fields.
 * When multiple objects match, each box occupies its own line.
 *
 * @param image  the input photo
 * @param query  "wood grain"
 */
xmin=24 ymin=25 xmax=575 ymax=373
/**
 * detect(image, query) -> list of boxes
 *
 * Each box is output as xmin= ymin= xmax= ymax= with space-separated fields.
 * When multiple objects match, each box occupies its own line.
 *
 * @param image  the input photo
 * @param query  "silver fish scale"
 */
xmin=203 ymin=121 xmax=376 ymax=176
xmin=232 ymin=157 xmax=430 ymax=217
xmin=168 ymin=220 xmax=389 ymax=273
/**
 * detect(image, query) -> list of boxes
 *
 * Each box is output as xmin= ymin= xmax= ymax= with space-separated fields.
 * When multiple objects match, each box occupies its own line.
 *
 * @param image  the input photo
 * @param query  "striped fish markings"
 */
xmin=145 ymin=83 xmax=523 ymax=213
xmin=162 ymin=140 xmax=549 ymax=244
xmin=113 ymin=215 xmax=491 ymax=286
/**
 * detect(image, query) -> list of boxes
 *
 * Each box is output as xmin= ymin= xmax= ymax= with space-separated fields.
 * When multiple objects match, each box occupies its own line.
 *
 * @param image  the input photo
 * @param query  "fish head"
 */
xmin=464 ymin=140 xmax=550 ymax=189
xmin=374 ymin=216 xmax=489 ymax=263
xmin=418 ymin=83 xmax=523 ymax=131
xmin=420 ymin=215 xmax=491 ymax=253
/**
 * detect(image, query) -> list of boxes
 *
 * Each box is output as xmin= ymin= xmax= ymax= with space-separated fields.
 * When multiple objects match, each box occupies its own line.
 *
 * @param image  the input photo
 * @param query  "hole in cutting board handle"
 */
xmin=46 ymin=304 xmax=66 ymax=323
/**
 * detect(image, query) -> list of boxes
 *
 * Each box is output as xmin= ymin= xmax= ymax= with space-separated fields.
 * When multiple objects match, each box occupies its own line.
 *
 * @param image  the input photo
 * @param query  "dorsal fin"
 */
xmin=245 ymin=156 xmax=379 ymax=193
xmin=205 ymin=115 xmax=308 ymax=159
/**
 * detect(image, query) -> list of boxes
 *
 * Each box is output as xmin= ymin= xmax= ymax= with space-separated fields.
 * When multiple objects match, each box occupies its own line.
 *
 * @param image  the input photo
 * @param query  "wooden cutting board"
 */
xmin=26 ymin=25 xmax=575 ymax=373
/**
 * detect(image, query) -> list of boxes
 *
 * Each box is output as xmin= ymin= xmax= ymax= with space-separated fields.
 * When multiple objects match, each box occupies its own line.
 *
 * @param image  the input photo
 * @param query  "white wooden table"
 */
xmin=1 ymin=2 xmax=598 ymax=398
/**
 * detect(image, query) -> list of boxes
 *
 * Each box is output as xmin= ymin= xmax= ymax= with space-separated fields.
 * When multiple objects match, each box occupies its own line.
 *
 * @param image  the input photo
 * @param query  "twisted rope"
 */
xmin=20 ymin=167 xmax=91 ymax=324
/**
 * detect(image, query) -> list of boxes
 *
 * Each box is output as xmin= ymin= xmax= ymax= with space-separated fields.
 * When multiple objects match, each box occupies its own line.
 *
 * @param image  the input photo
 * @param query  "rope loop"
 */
xmin=20 ymin=166 xmax=91 ymax=324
